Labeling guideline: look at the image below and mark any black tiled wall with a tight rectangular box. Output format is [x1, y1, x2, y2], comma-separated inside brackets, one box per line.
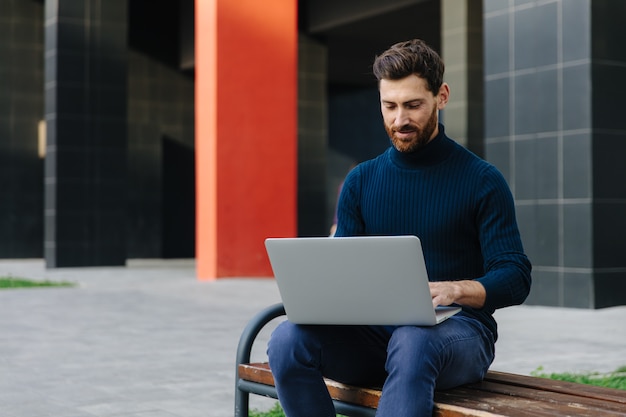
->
[126, 49, 195, 258]
[0, 0, 44, 257]
[298, 35, 329, 236]
[44, 0, 128, 267]
[3, 0, 196, 264]
[484, 0, 626, 308]
[126, 0, 195, 258]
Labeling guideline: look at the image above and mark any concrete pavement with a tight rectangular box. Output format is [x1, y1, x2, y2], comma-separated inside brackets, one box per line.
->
[1, 259, 624, 417]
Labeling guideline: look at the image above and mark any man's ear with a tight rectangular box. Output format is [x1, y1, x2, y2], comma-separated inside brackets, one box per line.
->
[437, 83, 450, 109]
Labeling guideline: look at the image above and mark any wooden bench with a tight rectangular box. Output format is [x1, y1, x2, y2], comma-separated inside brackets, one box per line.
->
[235, 303, 626, 417]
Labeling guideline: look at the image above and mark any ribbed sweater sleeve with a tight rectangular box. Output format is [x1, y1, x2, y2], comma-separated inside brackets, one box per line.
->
[473, 164, 532, 312]
[335, 126, 531, 338]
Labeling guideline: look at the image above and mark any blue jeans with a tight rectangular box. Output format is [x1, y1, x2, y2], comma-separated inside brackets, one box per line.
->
[267, 316, 495, 417]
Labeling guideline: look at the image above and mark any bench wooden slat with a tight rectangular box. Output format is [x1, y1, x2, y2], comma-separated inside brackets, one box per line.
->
[238, 363, 382, 409]
[238, 363, 275, 386]
[465, 379, 626, 415]
[238, 363, 626, 417]
[325, 379, 382, 409]
[483, 370, 626, 405]
[437, 385, 626, 417]
[434, 389, 554, 417]
[433, 404, 509, 417]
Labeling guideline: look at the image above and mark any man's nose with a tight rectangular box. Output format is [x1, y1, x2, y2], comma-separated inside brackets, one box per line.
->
[395, 108, 410, 127]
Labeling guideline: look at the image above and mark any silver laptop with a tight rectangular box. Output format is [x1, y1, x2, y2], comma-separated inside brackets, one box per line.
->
[264, 235, 461, 326]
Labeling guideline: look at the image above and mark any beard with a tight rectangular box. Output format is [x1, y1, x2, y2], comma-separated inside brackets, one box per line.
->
[385, 103, 438, 153]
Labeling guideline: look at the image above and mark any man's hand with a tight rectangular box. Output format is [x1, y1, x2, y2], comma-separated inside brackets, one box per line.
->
[429, 280, 486, 309]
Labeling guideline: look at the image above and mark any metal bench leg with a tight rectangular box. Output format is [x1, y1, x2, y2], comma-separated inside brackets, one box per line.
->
[234, 303, 286, 417]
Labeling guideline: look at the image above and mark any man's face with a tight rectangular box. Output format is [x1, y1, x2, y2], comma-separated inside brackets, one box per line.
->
[379, 75, 449, 153]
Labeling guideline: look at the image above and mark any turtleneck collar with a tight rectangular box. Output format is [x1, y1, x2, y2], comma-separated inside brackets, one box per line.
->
[388, 123, 455, 169]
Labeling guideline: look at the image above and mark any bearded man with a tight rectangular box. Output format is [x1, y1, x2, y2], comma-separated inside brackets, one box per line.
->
[267, 39, 532, 417]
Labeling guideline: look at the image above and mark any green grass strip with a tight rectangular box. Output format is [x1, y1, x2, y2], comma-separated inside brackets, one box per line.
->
[532, 366, 626, 390]
[0, 276, 75, 289]
[249, 403, 286, 417]
[250, 403, 345, 417]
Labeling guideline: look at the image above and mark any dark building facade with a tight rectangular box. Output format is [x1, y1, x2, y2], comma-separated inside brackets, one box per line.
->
[483, 0, 626, 308]
[1, 0, 625, 307]
[0, 0, 44, 258]
[1, 0, 195, 264]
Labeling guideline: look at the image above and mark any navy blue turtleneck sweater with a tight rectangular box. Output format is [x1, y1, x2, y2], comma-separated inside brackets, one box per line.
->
[335, 125, 532, 339]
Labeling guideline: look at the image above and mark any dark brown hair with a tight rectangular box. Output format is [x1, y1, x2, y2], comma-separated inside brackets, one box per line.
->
[373, 39, 444, 94]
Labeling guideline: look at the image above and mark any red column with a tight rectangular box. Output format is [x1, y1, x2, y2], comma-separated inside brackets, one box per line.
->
[195, 0, 298, 279]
